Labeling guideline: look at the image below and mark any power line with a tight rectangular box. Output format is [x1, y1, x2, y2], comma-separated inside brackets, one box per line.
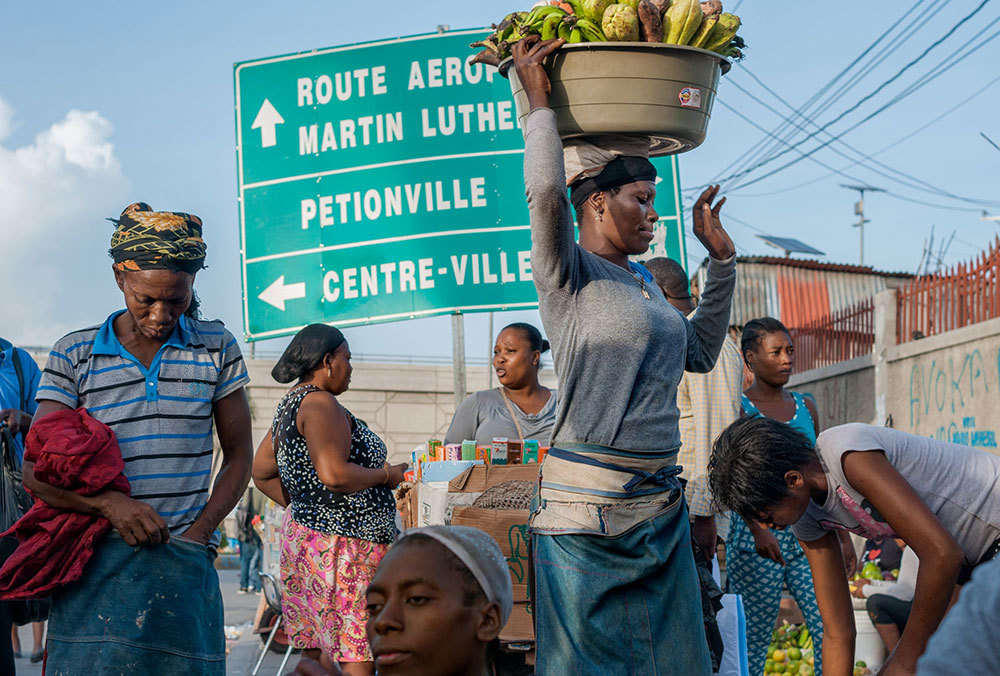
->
[705, 96, 994, 213]
[729, 15, 1000, 192]
[982, 132, 1000, 153]
[720, 74, 1000, 206]
[705, 0, 932, 187]
[721, 0, 945, 186]
[706, 0, 994, 189]
[734, 72, 1000, 197]
[723, 213, 768, 235]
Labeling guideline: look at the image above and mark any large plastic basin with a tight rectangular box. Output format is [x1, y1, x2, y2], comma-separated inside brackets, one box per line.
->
[501, 42, 730, 156]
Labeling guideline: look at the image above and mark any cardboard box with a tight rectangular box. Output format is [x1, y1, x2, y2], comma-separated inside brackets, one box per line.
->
[448, 464, 541, 494]
[451, 507, 533, 592]
[501, 602, 534, 642]
[422, 460, 481, 483]
[451, 505, 535, 642]
[396, 483, 419, 530]
[417, 482, 481, 527]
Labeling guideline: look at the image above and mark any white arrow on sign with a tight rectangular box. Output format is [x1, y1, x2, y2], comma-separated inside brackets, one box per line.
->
[251, 99, 284, 148]
[258, 275, 305, 311]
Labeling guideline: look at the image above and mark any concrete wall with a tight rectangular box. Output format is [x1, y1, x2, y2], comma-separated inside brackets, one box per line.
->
[786, 291, 1000, 455]
[788, 355, 876, 430]
[884, 317, 1000, 449]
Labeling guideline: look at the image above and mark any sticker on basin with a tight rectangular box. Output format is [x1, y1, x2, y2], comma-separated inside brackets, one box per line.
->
[678, 87, 702, 108]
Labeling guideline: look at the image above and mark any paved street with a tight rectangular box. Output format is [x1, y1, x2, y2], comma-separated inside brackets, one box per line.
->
[11, 563, 300, 676]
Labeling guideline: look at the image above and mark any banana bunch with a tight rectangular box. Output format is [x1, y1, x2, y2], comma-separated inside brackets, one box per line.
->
[471, 1, 608, 66]
[603, 0, 745, 57]
[471, 0, 743, 66]
[658, 0, 744, 58]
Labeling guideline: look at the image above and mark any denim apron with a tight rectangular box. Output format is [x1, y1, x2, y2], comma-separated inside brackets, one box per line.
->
[45, 533, 225, 676]
[531, 443, 712, 676]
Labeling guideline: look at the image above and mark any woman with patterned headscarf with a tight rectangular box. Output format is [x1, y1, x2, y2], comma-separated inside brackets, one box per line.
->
[25, 202, 254, 675]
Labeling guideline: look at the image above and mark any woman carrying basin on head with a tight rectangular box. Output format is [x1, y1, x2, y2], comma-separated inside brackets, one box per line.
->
[512, 35, 737, 675]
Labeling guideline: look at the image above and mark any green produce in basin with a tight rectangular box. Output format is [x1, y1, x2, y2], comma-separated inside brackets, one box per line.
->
[602, 3, 640, 41]
[664, 0, 702, 44]
[617, 0, 641, 8]
[703, 12, 741, 52]
[689, 12, 719, 47]
[580, 0, 614, 22]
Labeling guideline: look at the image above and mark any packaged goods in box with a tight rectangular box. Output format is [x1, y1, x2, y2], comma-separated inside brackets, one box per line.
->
[491, 437, 509, 465]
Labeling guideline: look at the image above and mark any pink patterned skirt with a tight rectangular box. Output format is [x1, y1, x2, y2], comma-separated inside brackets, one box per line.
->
[279, 511, 389, 662]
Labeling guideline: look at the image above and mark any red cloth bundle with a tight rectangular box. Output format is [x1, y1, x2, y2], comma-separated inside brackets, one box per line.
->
[0, 408, 129, 599]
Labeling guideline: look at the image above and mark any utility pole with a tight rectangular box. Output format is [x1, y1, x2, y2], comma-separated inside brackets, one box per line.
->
[840, 184, 885, 265]
[487, 312, 494, 389]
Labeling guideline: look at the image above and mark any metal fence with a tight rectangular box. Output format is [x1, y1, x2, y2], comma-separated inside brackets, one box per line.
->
[789, 298, 875, 372]
[897, 238, 1000, 344]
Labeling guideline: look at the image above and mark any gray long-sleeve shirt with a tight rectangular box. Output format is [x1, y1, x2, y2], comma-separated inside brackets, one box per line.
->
[524, 108, 736, 453]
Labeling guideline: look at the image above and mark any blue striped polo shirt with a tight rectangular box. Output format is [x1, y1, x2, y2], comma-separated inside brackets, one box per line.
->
[36, 310, 250, 534]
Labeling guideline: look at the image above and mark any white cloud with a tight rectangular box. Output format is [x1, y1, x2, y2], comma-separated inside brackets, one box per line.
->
[0, 96, 129, 347]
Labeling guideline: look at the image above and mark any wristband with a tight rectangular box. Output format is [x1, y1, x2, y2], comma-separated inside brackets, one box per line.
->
[382, 467, 390, 485]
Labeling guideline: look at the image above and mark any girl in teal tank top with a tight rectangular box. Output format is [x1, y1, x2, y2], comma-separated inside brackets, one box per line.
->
[742, 391, 817, 444]
[728, 318, 826, 676]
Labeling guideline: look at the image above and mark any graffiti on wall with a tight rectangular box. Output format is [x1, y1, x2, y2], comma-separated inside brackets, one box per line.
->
[908, 347, 1000, 447]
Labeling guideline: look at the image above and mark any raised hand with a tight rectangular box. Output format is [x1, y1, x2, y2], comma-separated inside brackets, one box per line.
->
[512, 35, 565, 112]
[692, 185, 736, 260]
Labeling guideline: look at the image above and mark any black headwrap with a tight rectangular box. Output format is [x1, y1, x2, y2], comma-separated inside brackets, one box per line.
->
[569, 156, 658, 210]
[109, 202, 207, 274]
[272, 324, 347, 383]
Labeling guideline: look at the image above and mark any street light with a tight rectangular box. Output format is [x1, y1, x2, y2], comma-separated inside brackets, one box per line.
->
[840, 184, 885, 265]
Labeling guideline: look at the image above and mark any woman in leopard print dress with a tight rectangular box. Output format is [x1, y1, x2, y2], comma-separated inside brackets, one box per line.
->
[252, 324, 408, 676]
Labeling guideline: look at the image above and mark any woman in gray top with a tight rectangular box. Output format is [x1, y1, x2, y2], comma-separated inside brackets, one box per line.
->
[513, 37, 737, 676]
[445, 322, 556, 446]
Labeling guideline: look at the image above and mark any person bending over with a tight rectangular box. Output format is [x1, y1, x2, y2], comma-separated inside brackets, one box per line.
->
[709, 417, 1000, 676]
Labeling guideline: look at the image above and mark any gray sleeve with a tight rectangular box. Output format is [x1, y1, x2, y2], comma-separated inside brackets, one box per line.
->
[917, 556, 1000, 675]
[685, 257, 737, 373]
[445, 392, 482, 445]
[791, 503, 830, 543]
[524, 108, 579, 293]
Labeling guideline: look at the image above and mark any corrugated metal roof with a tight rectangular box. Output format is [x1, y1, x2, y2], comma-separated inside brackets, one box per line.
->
[693, 257, 914, 328]
[732, 256, 914, 278]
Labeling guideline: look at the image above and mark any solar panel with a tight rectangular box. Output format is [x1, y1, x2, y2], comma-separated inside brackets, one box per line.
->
[755, 234, 825, 256]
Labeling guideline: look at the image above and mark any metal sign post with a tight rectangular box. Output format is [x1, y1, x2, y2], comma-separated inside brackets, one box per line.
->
[451, 313, 467, 407]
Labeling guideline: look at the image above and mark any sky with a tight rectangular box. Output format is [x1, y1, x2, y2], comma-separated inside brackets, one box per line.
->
[2, 0, 998, 364]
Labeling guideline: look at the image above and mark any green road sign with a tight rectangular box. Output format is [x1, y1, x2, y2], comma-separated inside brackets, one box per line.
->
[235, 29, 686, 341]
